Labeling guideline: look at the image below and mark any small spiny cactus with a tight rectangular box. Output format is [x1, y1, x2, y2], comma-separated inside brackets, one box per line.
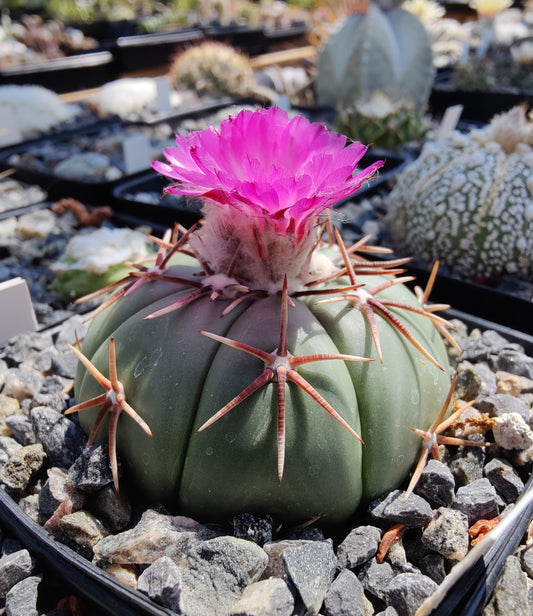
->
[70, 107, 454, 526]
[387, 105, 533, 283]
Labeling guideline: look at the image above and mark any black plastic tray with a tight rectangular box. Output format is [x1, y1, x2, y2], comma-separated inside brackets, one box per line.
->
[0, 51, 118, 94]
[113, 27, 204, 72]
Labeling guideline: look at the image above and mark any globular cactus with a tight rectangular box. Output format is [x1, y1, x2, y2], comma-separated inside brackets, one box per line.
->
[334, 91, 429, 150]
[315, 3, 435, 116]
[70, 107, 452, 526]
[170, 41, 257, 98]
[387, 105, 533, 283]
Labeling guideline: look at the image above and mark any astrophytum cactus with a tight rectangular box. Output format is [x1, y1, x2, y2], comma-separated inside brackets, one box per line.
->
[71, 107, 451, 525]
[387, 105, 533, 283]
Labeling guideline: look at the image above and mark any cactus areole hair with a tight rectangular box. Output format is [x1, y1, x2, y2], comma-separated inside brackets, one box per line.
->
[73, 107, 452, 525]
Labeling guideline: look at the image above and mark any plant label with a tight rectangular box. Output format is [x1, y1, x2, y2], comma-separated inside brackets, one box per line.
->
[122, 133, 152, 175]
[0, 105, 22, 147]
[156, 78, 173, 113]
[0, 278, 38, 347]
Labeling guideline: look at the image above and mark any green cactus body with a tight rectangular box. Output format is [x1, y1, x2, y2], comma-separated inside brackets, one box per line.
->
[315, 5, 434, 115]
[75, 250, 449, 525]
[71, 107, 453, 526]
[387, 106, 533, 282]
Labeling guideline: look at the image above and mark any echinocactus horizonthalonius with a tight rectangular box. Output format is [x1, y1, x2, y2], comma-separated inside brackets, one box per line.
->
[69, 107, 453, 526]
[387, 105, 533, 284]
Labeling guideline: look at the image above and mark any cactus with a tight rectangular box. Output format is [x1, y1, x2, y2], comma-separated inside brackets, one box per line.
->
[387, 105, 533, 283]
[334, 91, 429, 150]
[170, 41, 257, 98]
[315, 3, 435, 115]
[70, 107, 452, 526]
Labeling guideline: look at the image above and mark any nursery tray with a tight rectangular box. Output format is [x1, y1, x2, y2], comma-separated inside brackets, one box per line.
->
[113, 28, 204, 72]
[429, 81, 533, 123]
[201, 24, 267, 55]
[0, 101, 262, 205]
[0, 51, 118, 94]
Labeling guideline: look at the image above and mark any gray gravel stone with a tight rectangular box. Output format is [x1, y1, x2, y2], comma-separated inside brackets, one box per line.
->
[0, 549, 34, 598]
[5, 574, 41, 616]
[414, 459, 455, 508]
[417, 552, 446, 584]
[58, 510, 109, 559]
[30, 405, 86, 468]
[262, 540, 314, 579]
[483, 458, 525, 503]
[359, 559, 396, 602]
[483, 554, 529, 616]
[0, 443, 46, 494]
[233, 513, 273, 547]
[449, 446, 485, 487]
[421, 507, 469, 561]
[520, 544, 533, 577]
[180, 536, 268, 616]
[452, 478, 500, 526]
[323, 568, 365, 616]
[385, 572, 438, 616]
[336, 525, 382, 569]
[476, 394, 530, 422]
[2, 332, 53, 365]
[137, 555, 182, 612]
[67, 445, 115, 492]
[3, 367, 43, 402]
[282, 540, 336, 614]
[5, 414, 36, 446]
[229, 577, 294, 616]
[86, 484, 131, 533]
[370, 490, 434, 527]
[490, 349, 533, 380]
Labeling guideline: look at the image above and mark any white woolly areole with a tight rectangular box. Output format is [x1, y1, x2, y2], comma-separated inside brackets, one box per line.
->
[52, 227, 149, 275]
[0, 85, 81, 138]
[189, 202, 333, 294]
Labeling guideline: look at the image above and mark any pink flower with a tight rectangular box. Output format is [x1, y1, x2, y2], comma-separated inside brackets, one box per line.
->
[153, 107, 382, 241]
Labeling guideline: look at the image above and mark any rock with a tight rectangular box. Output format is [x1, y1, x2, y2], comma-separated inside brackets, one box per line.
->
[282, 540, 337, 614]
[2, 332, 53, 366]
[86, 484, 131, 533]
[0, 549, 34, 599]
[137, 556, 182, 612]
[369, 490, 434, 527]
[414, 460, 455, 508]
[0, 436, 22, 467]
[67, 445, 115, 492]
[476, 394, 530, 422]
[456, 361, 497, 400]
[323, 568, 365, 616]
[0, 443, 46, 495]
[180, 536, 268, 616]
[0, 395, 20, 422]
[3, 368, 43, 402]
[336, 525, 382, 569]
[5, 574, 41, 616]
[483, 458, 525, 503]
[490, 349, 533, 380]
[55, 315, 89, 347]
[38, 466, 84, 526]
[417, 553, 446, 584]
[384, 572, 437, 616]
[261, 540, 315, 579]
[229, 577, 294, 616]
[421, 508, 469, 561]
[58, 510, 109, 559]
[359, 559, 396, 602]
[449, 445, 485, 487]
[492, 413, 533, 450]
[93, 509, 215, 566]
[30, 406, 86, 468]
[233, 513, 273, 547]
[483, 554, 529, 616]
[5, 414, 36, 446]
[521, 545, 533, 578]
[452, 478, 499, 526]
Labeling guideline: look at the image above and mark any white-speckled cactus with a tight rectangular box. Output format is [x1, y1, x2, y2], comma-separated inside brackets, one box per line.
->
[387, 105, 533, 282]
[68, 108, 453, 526]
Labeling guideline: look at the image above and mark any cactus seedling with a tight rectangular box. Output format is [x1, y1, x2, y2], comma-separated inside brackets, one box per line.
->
[71, 107, 452, 525]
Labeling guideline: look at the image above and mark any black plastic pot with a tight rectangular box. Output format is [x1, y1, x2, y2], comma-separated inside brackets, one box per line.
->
[113, 28, 204, 72]
[0, 51, 118, 94]
[201, 24, 267, 55]
[429, 81, 533, 123]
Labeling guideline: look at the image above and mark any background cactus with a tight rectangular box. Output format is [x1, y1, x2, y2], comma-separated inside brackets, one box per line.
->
[72, 108, 451, 526]
[387, 105, 533, 283]
[315, 3, 435, 114]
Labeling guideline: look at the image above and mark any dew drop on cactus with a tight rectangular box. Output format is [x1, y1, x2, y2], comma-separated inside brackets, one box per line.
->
[72, 107, 452, 526]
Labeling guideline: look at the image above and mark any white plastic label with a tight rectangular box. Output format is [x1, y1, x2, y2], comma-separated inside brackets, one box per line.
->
[122, 133, 152, 175]
[0, 278, 38, 347]
[436, 105, 464, 142]
[0, 105, 22, 147]
[156, 78, 173, 113]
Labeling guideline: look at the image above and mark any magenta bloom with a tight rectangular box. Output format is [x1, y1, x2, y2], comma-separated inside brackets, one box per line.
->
[153, 107, 382, 241]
